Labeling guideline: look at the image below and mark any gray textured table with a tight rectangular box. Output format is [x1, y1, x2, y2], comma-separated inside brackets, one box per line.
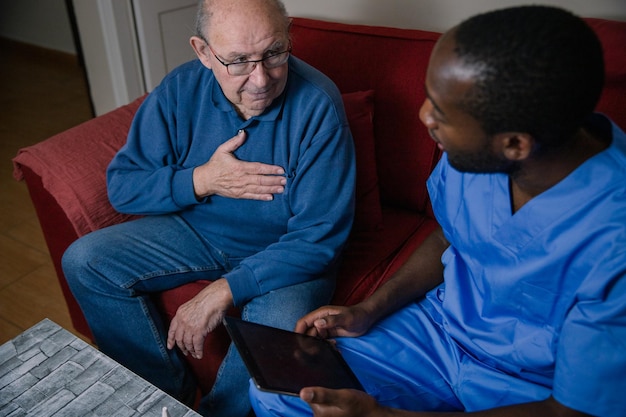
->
[0, 319, 201, 417]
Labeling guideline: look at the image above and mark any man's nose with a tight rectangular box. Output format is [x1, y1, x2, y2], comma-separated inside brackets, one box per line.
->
[248, 62, 271, 85]
[419, 99, 435, 129]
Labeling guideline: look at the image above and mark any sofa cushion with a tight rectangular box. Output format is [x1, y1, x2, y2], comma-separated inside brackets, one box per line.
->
[342, 90, 382, 231]
[586, 18, 626, 128]
[334, 207, 438, 305]
[290, 18, 441, 213]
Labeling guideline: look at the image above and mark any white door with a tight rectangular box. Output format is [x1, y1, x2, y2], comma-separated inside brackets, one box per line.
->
[132, 0, 197, 92]
[72, 0, 197, 115]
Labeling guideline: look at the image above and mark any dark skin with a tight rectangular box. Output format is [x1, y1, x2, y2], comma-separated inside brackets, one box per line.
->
[293, 27, 609, 417]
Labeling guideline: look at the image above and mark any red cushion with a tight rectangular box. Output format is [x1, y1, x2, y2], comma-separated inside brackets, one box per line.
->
[290, 18, 441, 213]
[586, 18, 626, 129]
[342, 90, 382, 231]
[333, 207, 438, 305]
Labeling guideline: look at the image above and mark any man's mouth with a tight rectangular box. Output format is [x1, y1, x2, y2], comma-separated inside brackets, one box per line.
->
[247, 88, 273, 98]
[428, 129, 444, 151]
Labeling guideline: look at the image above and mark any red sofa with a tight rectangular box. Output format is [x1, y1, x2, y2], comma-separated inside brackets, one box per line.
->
[13, 17, 626, 399]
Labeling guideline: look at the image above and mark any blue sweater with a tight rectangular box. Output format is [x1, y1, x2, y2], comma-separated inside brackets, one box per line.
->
[107, 57, 356, 306]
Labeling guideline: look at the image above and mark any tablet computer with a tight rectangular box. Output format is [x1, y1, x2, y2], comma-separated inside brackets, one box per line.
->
[223, 316, 364, 396]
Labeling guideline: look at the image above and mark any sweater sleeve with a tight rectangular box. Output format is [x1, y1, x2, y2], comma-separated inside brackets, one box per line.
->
[107, 90, 201, 214]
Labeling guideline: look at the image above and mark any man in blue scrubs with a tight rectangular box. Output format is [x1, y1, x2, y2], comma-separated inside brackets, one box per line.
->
[250, 5, 626, 417]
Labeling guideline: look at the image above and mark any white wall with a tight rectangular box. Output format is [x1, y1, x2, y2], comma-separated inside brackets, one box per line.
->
[282, 0, 625, 32]
[76, 0, 626, 116]
[0, 0, 76, 54]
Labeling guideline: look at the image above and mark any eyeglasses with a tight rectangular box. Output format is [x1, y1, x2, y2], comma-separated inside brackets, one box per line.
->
[207, 43, 291, 76]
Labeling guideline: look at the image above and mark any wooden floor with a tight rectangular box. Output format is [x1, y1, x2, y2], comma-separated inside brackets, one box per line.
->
[0, 38, 94, 344]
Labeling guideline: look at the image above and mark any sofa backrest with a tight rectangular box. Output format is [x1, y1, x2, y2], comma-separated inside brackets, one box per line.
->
[291, 17, 626, 215]
[290, 18, 442, 214]
[585, 18, 626, 129]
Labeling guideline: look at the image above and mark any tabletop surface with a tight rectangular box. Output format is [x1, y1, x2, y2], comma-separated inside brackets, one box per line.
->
[0, 318, 200, 417]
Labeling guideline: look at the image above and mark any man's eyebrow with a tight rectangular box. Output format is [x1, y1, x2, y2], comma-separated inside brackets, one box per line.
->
[225, 40, 287, 60]
[424, 86, 445, 116]
[264, 40, 288, 53]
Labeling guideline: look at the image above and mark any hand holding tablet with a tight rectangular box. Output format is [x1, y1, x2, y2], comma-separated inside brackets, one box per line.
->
[223, 316, 364, 396]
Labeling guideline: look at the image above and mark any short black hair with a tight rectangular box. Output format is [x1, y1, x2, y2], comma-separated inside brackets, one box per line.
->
[454, 6, 604, 151]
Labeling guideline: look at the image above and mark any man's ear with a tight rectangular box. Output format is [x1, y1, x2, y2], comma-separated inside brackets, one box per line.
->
[190, 36, 212, 69]
[494, 132, 535, 161]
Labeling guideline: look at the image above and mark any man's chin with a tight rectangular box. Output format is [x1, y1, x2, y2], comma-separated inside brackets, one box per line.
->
[448, 158, 519, 175]
[243, 98, 275, 114]
[448, 153, 519, 174]
[237, 101, 271, 118]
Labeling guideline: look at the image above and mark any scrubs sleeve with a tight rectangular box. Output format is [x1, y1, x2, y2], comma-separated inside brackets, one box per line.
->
[552, 255, 626, 416]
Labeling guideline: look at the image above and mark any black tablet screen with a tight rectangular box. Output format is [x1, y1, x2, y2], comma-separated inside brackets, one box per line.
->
[223, 316, 364, 396]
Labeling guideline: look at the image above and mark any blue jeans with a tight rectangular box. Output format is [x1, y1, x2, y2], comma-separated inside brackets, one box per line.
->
[62, 215, 336, 417]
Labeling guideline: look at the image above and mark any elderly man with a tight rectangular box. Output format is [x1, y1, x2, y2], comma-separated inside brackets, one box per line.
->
[62, 0, 355, 416]
[250, 5, 626, 417]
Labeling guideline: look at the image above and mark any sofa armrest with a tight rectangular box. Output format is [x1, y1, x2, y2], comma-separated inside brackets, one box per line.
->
[12, 96, 145, 237]
[19, 165, 91, 338]
[12, 96, 146, 339]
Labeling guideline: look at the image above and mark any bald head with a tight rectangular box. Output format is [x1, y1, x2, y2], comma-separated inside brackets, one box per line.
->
[195, 0, 290, 43]
[188, 0, 292, 119]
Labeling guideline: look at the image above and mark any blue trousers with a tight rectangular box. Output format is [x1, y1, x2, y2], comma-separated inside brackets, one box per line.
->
[62, 215, 335, 417]
[250, 298, 552, 416]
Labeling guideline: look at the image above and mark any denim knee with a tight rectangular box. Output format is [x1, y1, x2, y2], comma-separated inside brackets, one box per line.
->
[61, 230, 120, 292]
[62, 235, 93, 285]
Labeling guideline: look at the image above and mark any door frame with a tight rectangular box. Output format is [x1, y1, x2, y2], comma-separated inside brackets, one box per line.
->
[72, 0, 144, 115]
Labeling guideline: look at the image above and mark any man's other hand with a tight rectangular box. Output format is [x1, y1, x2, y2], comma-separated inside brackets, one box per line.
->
[301, 387, 383, 417]
[166, 278, 233, 359]
[295, 305, 373, 339]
